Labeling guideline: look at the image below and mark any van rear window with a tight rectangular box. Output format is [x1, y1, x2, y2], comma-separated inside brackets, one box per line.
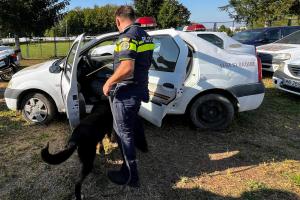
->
[276, 30, 300, 44]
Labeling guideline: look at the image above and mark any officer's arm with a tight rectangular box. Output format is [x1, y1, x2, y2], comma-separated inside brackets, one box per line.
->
[106, 60, 135, 86]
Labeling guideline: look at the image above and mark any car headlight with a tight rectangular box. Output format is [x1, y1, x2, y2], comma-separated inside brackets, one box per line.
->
[272, 53, 291, 61]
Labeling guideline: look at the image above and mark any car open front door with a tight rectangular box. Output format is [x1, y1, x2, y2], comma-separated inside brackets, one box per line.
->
[139, 30, 189, 127]
[61, 34, 84, 129]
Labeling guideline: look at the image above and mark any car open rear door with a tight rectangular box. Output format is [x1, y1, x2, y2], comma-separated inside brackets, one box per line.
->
[139, 29, 189, 127]
[61, 34, 84, 129]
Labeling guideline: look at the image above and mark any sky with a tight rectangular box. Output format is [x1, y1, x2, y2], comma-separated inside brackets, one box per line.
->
[68, 0, 232, 25]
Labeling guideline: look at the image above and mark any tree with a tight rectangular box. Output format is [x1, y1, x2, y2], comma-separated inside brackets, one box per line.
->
[157, 0, 190, 28]
[133, 0, 164, 19]
[46, 5, 118, 37]
[220, 0, 294, 27]
[0, 0, 69, 58]
[218, 25, 233, 36]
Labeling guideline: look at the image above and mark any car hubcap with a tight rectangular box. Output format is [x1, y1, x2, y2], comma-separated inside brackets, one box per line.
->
[24, 98, 48, 122]
[197, 100, 225, 123]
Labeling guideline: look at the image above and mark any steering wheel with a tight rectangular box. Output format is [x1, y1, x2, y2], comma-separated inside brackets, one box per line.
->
[83, 55, 94, 70]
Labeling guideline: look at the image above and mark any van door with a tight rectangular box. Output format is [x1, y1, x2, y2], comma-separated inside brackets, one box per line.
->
[61, 34, 84, 129]
[139, 30, 189, 127]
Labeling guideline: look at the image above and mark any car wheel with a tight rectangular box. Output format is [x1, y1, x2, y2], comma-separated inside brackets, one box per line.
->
[21, 93, 56, 124]
[189, 94, 234, 130]
[0, 71, 13, 81]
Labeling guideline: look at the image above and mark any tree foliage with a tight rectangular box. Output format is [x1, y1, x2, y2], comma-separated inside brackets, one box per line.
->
[157, 0, 190, 28]
[220, 0, 295, 27]
[46, 5, 118, 37]
[133, 0, 164, 19]
[0, 0, 69, 37]
[218, 25, 233, 36]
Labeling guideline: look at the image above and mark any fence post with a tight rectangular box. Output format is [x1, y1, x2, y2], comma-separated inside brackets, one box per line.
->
[54, 29, 57, 58]
[26, 37, 29, 58]
[39, 38, 43, 58]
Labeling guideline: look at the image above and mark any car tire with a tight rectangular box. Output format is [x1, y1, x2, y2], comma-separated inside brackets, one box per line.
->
[189, 94, 234, 130]
[20, 93, 56, 125]
[0, 72, 13, 81]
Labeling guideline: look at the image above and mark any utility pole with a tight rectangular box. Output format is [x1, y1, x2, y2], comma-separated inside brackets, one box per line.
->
[66, 20, 68, 37]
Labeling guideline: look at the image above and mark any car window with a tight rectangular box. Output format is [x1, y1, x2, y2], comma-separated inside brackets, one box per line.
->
[88, 39, 117, 56]
[276, 30, 300, 44]
[265, 29, 281, 42]
[151, 35, 179, 72]
[282, 27, 300, 37]
[197, 34, 224, 49]
[232, 30, 264, 42]
[65, 42, 79, 79]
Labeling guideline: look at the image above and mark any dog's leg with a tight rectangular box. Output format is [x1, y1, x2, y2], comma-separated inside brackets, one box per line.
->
[75, 162, 93, 200]
[75, 147, 96, 200]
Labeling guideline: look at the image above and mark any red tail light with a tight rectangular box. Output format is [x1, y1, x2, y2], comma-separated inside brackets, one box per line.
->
[11, 53, 17, 59]
[257, 57, 262, 81]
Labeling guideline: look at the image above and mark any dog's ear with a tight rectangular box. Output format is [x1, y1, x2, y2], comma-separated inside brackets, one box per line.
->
[45, 142, 49, 150]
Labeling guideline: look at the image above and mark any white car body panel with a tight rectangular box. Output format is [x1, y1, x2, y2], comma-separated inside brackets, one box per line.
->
[189, 32, 256, 55]
[5, 29, 264, 128]
[257, 43, 300, 72]
[62, 34, 85, 129]
[273, 58, 300, 95]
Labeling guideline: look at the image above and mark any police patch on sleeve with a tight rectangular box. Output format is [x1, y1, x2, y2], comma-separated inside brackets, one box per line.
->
[120, 41, 130, 51]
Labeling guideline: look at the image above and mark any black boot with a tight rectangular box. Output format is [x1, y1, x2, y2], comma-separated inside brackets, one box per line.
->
[107, 161, 140, 187]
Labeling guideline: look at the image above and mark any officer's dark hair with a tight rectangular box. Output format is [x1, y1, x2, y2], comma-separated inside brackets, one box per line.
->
[115, 5, 136, 21]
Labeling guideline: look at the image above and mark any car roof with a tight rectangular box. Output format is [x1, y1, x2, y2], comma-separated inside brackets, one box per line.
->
[243, 26, 300, 32]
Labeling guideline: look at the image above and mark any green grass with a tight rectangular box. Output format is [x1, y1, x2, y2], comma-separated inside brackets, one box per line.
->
[19, 40, 115, 59]
[20, 42, 72, 59]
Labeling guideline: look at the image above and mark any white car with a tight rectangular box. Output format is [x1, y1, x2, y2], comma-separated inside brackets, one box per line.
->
[273, 58, 300, 95]
[257, 30, 300, 72]
[5, 29, 265, 130]
[189, 32, 256, 55]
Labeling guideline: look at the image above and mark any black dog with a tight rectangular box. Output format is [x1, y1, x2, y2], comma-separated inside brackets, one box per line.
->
[41, 104, 148, 200]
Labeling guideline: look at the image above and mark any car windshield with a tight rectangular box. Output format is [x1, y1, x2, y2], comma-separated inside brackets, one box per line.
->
[0, 46, 9, 51]
[232, 30, 264, 42]
[275, 30, 300, 44]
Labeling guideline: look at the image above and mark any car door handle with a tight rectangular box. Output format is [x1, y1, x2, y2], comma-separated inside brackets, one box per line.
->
[163, 83, 174, 89]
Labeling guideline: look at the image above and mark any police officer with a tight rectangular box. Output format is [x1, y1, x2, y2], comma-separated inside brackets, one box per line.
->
[103, 6, 154, 187]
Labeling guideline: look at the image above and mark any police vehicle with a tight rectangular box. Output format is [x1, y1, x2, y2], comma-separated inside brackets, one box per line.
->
[257, 30, 300, 72]
[5, 29, 265, 130]
[273, 58, 300, 96]
[189, 31, 256, 55]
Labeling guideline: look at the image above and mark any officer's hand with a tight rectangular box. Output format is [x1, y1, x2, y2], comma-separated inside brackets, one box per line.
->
[103, 81, 112, 96]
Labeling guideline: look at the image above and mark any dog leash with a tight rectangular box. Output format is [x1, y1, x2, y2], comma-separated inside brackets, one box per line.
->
[108, 89, 132, 187]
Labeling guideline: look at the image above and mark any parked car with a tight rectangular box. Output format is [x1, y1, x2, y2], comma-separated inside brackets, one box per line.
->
[273, 58, 300, 95]
[5, 29, 265, 130]
[233, 26, 300, 46]
[257, 30, 300, 72]
[189, 31, 256, 55]
[0, 46, 20, 81]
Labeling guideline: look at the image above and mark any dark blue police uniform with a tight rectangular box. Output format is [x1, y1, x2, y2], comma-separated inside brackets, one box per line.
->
[111, 23, 154, 185]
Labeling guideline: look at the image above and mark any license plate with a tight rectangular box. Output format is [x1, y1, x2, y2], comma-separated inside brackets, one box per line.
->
[283, 78, 300, 89]
[0, 61, 5, 67]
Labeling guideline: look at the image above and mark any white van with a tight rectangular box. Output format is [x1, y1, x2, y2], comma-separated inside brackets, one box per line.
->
[5, 30, 265, 130]
[257, 30, 300, 72]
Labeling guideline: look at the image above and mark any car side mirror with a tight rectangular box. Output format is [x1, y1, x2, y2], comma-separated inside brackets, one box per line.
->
[49, 64, 63, 73]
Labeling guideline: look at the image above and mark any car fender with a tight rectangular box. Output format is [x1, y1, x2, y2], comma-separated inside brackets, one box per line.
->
[15, 80, 64, 112]
[168, 81, 238, 115]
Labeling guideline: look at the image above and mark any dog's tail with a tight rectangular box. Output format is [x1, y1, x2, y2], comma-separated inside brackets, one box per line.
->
[41, 142, 77, 165]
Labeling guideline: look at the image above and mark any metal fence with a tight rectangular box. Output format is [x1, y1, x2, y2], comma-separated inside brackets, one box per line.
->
[1, 36, 95, 59]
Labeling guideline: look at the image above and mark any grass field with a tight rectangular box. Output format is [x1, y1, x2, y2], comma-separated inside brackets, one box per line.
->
[0, 61, 299, 200]
[20, 42, 72, 59]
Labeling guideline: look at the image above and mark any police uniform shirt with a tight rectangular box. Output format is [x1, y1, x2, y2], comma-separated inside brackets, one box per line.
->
[113, 24, 154, 101]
